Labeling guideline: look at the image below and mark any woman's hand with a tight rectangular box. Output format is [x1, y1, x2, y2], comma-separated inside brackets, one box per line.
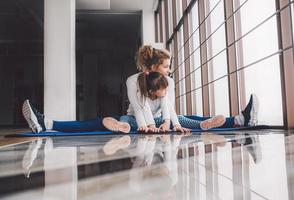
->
[159, 120, 171, 132]
[147, 124, 161, 133]
[173, 124, 191, 133]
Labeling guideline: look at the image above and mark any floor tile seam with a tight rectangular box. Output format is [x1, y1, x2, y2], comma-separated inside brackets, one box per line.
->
[179, 159, 270, 200]
[180, 169, 269, 200]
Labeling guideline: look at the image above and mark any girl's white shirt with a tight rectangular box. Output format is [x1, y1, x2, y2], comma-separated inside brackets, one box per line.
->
[126, 73, 180, 127]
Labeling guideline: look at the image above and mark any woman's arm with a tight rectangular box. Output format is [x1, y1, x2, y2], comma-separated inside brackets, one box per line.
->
[159, 96, 171, 132]
[167, 100, 180, 126]
[160, 96, 170, 121]
[126, 75, 148, 128]
[166, 76, 190, 133]
[126, 74, 156, 130]
[167, 76, 175, 107]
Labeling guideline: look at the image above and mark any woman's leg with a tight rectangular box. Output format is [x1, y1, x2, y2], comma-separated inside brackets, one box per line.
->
[234, 94, 259, 126]
[183, 115, 210, 121]
[22, 100, 46, 133]
[52, 117, 113, 132]
[22, 99, 114, 133]
[184, 94, 259, 128]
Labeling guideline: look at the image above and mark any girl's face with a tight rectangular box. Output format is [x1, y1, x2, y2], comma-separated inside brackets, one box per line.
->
[151, 88, 167, 98]
[152, 59, 171, 76]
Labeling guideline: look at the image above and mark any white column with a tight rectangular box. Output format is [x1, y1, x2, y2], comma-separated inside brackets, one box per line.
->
[44, 0, 76, 120]
[142, 10, 155, 44]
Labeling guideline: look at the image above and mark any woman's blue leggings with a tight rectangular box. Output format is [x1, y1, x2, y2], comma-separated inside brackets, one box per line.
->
[52, 115, 235, 132]
[52, 116, 119, 132]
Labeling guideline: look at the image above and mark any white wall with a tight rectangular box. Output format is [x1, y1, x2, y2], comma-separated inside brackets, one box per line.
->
[44, 0, 76, 120]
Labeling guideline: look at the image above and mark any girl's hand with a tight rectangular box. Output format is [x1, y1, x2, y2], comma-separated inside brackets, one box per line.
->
[173, 124, 191, 133]
[137, 126, 149, 133]
[147, 124, 161, 133]
[159, 120, 171, 132]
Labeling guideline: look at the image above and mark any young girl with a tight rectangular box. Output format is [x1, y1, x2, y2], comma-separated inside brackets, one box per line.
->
[103, 71, 226, 133]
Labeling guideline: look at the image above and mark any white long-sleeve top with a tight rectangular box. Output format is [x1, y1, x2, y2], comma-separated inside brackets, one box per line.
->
[126, 73, 180, 127]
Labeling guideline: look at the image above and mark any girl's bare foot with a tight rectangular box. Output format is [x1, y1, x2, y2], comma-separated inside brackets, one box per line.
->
[102, 117, 131, 133]
[200, 115, 226, 130]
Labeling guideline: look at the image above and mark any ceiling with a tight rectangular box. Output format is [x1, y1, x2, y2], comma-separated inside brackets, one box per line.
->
[76, 0, 157, 11]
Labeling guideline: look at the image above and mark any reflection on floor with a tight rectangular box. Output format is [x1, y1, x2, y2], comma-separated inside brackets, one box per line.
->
[0, 129, 293, 200]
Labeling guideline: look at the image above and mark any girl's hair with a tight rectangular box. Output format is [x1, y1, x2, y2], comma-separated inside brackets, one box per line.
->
[136, 45, 170, 71]
[138, 72, 168, 102]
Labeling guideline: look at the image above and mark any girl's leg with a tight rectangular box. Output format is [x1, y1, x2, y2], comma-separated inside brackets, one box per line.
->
[178, 115, 226, 130]
[119, 115, 138, 131]
[199, 115, 226, 130]
[103, 117, 131, 133]
[119, 116, 164, 131]
[184, 115, 235, 128]
[178, 115, 201, 129]
[154, 117, 164, 128]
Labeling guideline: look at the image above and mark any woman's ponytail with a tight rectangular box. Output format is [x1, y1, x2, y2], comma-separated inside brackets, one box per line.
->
[136, 45, 154, 71]
[136, 45, 170, 72]
[138, 72, 148, 104]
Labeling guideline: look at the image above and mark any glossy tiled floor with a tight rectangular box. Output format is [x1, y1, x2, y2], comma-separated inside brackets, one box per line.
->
[0, 129, 293, 200]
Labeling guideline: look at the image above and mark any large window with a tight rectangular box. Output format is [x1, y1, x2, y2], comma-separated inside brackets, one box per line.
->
[177, 26, 187, 115]
[161, 0, 166, 43]
[167, 0, 173, 39]
[234, 0, 283, 125]
[176, 0, 183, 24]
[189, 2, 203, 116]
[205, 0, 230, 116]
[160, 0, 293, 126]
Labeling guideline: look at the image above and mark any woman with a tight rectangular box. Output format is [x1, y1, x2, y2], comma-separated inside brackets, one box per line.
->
[106, 45, 259, 133]
[22, 45, 258, 134]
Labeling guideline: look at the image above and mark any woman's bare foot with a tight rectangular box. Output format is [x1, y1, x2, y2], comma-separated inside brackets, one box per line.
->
[200, 115, 226, 130]
[102, 117, 131, 133]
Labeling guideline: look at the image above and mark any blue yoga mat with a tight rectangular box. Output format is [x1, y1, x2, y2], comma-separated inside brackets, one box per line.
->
[8, 125, 272, 137]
